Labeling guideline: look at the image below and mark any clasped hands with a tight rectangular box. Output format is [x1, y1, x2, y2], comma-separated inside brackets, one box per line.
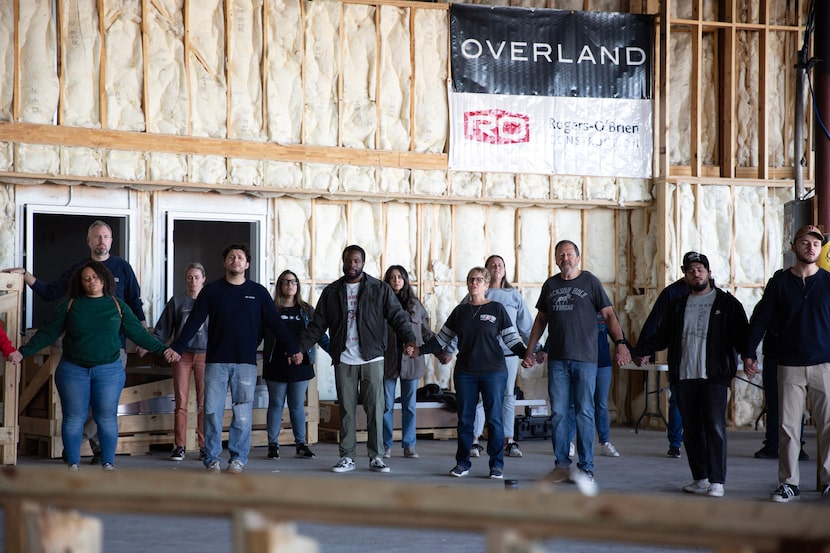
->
[403, 343, 420, 358]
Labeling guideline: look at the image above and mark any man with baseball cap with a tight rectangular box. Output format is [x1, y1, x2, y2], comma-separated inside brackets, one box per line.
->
[633, 252, 749, 498]
[744, 224, 830, 502]
[634, 251, 715, 458]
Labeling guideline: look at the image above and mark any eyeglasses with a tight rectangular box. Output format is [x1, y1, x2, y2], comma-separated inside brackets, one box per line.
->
[467, 276, 486, 284]
[280, 279, 299, 286]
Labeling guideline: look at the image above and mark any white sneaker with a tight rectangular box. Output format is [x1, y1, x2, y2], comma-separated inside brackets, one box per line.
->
[331, 456, 355, 473]
[470, 443, 483, 458]
[599, 442, 620, 457]
[383, 447, 391, 459]
[707, 483, 724, 498]
[570, 468, 598, 497]
[682, 479, 710, 494]
[226, 459, 243, 474]
[568, 442, 576, 457]
[370, 456, 391, 473]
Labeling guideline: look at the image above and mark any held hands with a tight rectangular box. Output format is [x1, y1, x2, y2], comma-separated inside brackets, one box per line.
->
[522, 352, 536, 368]
[743, 358, 758, 379]
[404, 343, 419, 358]
[632, 356, 649, 367]
[162, 348, 181, 364]
[614, 343, 631, 367]
[6, 351, 22, 364]
[436, 351, 452, 364]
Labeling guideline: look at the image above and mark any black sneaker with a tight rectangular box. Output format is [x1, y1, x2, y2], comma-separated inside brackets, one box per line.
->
[666, 447, 681, 458]
[770, 483, 800, 503]
[89, 439, 102, 465]
[295, 444, 316, 459]
[754, 445, 778, 459]
[199, 447, 207, 460]
[267, 444, 280, 459]
[170, 446, 186, 461]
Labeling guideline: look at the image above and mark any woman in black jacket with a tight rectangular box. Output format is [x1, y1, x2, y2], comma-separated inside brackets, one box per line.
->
[263, 270, 329, 460]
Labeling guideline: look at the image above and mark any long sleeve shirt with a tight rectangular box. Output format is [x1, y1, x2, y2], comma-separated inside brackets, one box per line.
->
[171, 278, 300, 364]
[19, 295, 166, 367]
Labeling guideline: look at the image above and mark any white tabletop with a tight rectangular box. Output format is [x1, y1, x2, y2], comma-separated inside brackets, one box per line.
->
[619, 363, 668, 372]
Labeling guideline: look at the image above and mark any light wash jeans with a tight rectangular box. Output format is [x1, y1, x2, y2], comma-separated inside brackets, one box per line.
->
[266, 379, 309, 446]
[383, 377, 419, 450]
[55, 359, 125, 466]
[549, 359, 598, 472]
[473, 356, 520, 440]
[203, 363, 257, 466]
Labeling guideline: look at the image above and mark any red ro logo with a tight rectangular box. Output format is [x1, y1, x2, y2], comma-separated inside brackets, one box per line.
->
[464, 110, 530, 144]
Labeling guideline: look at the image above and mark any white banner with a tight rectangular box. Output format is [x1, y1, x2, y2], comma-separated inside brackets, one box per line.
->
[449, 90, 652, 178]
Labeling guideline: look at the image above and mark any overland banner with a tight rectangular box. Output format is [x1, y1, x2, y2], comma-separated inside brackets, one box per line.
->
[448, 5, 654, 179]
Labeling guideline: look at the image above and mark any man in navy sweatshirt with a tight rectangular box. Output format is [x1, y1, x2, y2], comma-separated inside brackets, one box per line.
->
[744, 225, 830, 503]
[172, 244, 302, 474]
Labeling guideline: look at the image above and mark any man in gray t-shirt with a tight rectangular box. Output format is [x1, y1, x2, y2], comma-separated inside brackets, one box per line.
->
[524, 240, 630, 486]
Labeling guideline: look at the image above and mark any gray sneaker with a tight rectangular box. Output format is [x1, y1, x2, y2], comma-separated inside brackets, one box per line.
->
[227, 459, 244, 474]
[206, 459, 221, 473]
[403, 447, 419, 459]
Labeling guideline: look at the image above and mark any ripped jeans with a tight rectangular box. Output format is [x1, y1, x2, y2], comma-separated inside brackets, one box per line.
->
[203, 363, 257, 466]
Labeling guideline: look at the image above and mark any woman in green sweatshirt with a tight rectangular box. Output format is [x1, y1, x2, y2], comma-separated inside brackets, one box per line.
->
[19, 260, 180, 471]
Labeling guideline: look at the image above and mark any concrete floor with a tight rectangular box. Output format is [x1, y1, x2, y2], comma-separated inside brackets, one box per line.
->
[2, 423, 826, 553]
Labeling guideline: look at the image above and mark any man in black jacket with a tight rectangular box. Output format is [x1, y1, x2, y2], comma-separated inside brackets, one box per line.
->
[632, 252, 749, 499]
[299, 245, 417, 474]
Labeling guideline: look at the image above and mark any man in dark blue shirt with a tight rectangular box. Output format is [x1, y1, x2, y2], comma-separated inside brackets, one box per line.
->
[172, 244, 302, 474]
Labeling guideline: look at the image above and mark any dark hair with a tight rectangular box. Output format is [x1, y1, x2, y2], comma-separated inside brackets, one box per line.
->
[383, 265, 415, 311]
[485, 254, 514, 290]
[222, 243, 251, 263]
[274, 270, 313, 317]
[555, 240, 580, 257]
[68, 260, 115, 299]
[342, 244, 366, 262]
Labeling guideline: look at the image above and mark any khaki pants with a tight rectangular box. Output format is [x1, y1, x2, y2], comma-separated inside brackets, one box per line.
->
[335, 359, 385, 460]
[778, 363, 830, 487]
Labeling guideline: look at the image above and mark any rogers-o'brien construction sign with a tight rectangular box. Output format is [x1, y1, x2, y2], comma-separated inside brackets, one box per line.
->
[448, 5, 654, 179]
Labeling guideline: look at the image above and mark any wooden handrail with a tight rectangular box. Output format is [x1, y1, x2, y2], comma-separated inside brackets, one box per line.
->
[1, 467, 829, 553]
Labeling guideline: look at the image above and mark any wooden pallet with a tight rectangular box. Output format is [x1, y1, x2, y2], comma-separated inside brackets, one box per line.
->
[318, 427, 456, 444]
[0, 273, 24, 465]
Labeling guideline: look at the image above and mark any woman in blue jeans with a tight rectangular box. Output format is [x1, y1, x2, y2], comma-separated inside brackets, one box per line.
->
[19, 261, 178, 471]
[263, 270, 329, 460]
[382, 265, 447, 459]
[418, 267, 527, 479]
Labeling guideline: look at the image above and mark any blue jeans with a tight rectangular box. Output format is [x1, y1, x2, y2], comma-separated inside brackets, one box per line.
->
[55, 359, 125, 466]
[473, 356, 520, 440]
[567, 364, 613, 444]
[383, 377, 419, 450]
[266, 379, 309, 446]
[203, 363, 256, 466]
[454, 370, 506, 470]
[550, 359, 597, 472]
[667, 384, 683, 449]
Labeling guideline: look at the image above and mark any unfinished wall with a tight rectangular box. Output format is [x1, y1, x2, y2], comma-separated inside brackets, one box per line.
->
[0, 0, 810, 427]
